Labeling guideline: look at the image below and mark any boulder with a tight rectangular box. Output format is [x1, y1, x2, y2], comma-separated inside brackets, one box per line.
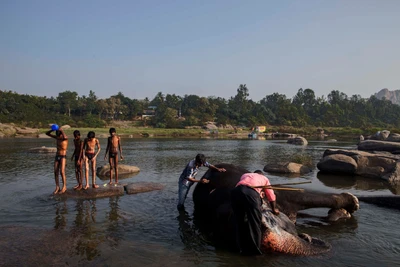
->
[370, 130, 390, 140]
[96, 164, 140, 179]
[124, 182, 165, 194]
[287, 136, 308, 146]
[264, 162, 311, 174]
[0, 123, 17, 137]
[387, 133, 400, 142]
[14, 127, 39, 135]
[318, 149, 400, 186]
[317, 154, 357, 174]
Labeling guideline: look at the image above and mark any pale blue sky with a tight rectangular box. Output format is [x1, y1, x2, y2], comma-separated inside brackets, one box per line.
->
[1, 0, 399, 101]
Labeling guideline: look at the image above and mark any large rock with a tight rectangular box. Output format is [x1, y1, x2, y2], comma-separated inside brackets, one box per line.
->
[0, 123, 17, 137]
[358, 140, 400, 152]
[28, 146, 57, 153]
[370, 130, 390, 140]
[96, 164, 140, 180]
[124, 182, 165, 194]
[287, 136, 308, 145]
[318, 149, 400, 186]
[264, 162, 311, 174]
[387, 133, 400, 142]
[317, 154, 357, 174]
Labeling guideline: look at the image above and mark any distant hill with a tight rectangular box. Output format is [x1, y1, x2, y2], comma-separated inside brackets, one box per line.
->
[374, 88, 400, 105]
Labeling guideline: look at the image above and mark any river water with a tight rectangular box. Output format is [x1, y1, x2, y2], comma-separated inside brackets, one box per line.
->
[0, 137, 399, 267]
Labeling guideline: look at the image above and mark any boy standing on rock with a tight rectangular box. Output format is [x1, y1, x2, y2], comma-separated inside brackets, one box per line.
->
[104, 128, 124, 185]
[46, 126, 68, 194]
[83, 131, 101, 189]
[71, 130, 84, 190]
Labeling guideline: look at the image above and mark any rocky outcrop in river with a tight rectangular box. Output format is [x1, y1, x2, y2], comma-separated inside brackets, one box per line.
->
[317, 149, 400, 186]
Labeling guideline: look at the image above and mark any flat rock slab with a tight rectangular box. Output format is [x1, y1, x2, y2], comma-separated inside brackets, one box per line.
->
[54, 185, 124, 199]
[125, 182, 165, 194]
[358, 140, 400, 152]
[51, 182, 165, 199]
[28, 146, 57, 153]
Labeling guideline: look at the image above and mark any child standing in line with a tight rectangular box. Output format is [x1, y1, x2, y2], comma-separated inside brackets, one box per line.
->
[104, 128, 124, 185]
[71, 130, 84, 190]
[83, 131, 101, 189]
[46, 126, 68, 194]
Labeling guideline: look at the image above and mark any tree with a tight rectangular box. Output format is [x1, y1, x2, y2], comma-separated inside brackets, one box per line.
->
[57, 91, 78, 117]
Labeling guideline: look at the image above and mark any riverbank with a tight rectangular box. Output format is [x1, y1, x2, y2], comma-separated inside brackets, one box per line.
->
[0, 122, 391, 140]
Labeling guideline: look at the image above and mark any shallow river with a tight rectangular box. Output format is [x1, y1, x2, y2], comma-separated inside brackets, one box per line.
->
[0, 137, 399, 267]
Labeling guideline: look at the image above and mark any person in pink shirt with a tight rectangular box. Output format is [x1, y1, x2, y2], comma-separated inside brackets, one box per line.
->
[230, 170, 279, 255]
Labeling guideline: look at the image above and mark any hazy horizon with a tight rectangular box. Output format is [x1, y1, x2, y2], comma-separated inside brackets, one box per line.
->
[1, 0, 399, 101]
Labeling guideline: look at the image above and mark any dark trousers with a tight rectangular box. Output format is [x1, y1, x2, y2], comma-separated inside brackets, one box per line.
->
[230, 185, 263, 255]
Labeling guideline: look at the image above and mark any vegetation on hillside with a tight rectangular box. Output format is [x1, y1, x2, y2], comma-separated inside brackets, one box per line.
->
[1, 85, 400, 132]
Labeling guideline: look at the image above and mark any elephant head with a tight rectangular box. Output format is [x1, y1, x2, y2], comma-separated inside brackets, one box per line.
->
[193, 163, 358, 256]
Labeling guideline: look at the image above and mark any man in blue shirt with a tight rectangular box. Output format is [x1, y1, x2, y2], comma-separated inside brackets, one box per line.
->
[177, 154, 226, 211]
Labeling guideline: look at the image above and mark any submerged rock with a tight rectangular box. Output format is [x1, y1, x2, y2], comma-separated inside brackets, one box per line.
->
[125, 182, 165, 194]
[28, 146, 57, 153]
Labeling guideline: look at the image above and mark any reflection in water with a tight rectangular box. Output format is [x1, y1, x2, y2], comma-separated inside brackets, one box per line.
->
[177, 210, 210, 251]
[72, 200, 100, 260]
[106, 196, 124, 248]
[316, 172, 389, 191]
[54, 201, 67, 230]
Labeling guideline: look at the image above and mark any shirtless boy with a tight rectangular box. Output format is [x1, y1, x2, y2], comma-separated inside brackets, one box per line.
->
[104, 128, 124, 185]
[83, 131, 101, 189]
[71, 130, 84, 190]
[46, 127, 68, 194]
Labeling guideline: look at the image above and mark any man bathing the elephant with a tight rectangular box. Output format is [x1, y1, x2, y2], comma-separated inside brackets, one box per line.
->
[231, 170, 279, 255]
[177, 154, 226, 211]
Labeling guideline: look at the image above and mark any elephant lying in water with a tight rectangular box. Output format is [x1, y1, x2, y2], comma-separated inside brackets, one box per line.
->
[192, 163, 359, 256]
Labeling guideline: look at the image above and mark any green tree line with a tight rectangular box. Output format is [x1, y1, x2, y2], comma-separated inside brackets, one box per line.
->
[1, 85, 399, 129]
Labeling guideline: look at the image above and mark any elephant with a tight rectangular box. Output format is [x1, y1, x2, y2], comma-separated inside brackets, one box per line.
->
[192, 163, 359, 256]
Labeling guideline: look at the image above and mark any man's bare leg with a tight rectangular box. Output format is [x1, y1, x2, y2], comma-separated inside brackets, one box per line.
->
[115, 157, 119, 184]
[74, 164, 83, 190]
[92, 161, 99, 188]
[108, 158, 113, 185]
[83, 159, 89, 190]
[59, 159, 67, 194]
[53, 161, 60, 194]
[76, 167, 83, 190]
